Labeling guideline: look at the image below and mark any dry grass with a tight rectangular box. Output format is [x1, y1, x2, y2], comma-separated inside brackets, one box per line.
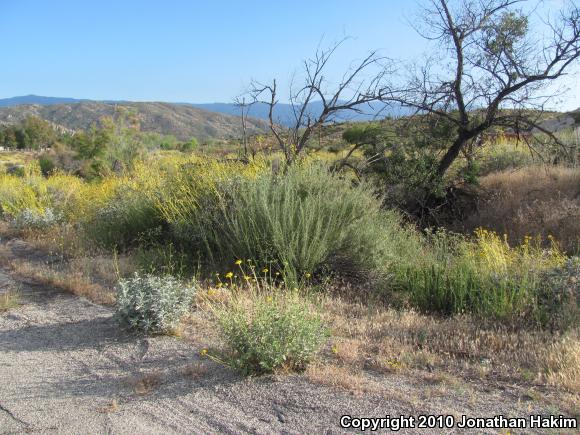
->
[305, 363, 381, 395]
[98, 398, 120, 414]
[460, 166, 580, 253]
[182, 362, 210, 379]
[0, 289, 20, 312]
[0, 224, 135, 306]
[319, 296, 580, 394]
[127, 371, 163, 395]
[9, 260, 115, 305]
[68, 255, 137, 289]
[12, 225, 138, 283]
[5, 223, 85, 259]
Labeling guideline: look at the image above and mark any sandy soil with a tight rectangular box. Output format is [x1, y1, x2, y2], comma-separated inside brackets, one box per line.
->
[0, 238, 570, 434]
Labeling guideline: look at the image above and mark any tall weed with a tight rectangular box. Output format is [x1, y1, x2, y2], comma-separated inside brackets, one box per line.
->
[397, 228, 568, 324]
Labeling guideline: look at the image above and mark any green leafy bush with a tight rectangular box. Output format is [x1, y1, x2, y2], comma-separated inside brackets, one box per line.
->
[38, 156, 56, 176]
[212, 291, 329, 374]
[193, 163, 400, 285]
[115, 273, 196, 334]
[83, 185, 164, 250]
[537, 257, 579, 331]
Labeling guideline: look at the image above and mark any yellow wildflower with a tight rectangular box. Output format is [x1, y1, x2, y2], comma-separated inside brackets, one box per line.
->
[225, 272, 234, 279]
[261, 268, 269, 273]
[235, 259, 242, 265]
[200, 348, 208, 357]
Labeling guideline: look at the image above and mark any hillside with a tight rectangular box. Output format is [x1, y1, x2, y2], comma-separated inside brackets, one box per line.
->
[539, 107, 580, 132]
[0, 96, 576, 141]
[191, 101, 409, 126]
[0, 95, 92, 107]
[0, 101, 269, 141]
[0, 95, 408, 127]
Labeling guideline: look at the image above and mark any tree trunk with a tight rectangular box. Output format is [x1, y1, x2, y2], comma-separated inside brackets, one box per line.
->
[436, 134, 468, 178]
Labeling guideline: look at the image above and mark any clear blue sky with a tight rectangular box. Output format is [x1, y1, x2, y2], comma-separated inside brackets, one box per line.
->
[1, 0, 578, 109]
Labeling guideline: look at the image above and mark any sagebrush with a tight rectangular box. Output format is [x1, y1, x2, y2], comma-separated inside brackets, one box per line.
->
[116, 273, 196, 334]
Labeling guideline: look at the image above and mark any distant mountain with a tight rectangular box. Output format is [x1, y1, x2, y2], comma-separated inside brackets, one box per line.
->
[0, 101, 269, 141]
[0, 96, 407, 128]
[1, 96, 575, 140]
[0, 95, 91, 107]
[191, 101, 408, 126]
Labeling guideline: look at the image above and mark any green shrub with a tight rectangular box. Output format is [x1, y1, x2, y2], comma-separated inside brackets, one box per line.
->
[476, 145, 535, 175]
[401, 261, 541, 319]
[0, 172, 85, 225]
[115, 273, 196, 334]
[38, 156, 56, 176]
[83, 185, 164, 250]
[211, 290, 329, 374]
[193, 163, 399, 285]
[537, 257, 579, 331]
[0, 174, 46, 218]
[134, 242, 191, 277]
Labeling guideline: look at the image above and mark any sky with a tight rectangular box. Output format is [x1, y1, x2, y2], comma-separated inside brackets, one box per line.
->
[0, 0, 578, 110]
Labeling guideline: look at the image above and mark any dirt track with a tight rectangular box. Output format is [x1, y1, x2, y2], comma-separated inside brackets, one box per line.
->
[0, 239, 567, 434]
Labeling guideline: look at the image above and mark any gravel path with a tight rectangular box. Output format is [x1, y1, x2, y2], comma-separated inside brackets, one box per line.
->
[0, 258, 414, 434]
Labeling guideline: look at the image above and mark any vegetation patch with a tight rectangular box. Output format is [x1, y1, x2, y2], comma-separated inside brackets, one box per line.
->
[209, 289, 329, 374]
[395, 228, 568, 325]
[176, 163, 410, 286]
[115, 273, 196, 334]
[0, 289, 20, 312]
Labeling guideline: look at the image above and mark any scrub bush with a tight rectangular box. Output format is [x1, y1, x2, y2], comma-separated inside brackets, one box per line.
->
[115, 273, 196, 334]
[211, 290, 329, 374]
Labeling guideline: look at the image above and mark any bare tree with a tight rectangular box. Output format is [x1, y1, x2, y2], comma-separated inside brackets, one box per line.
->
[379, 0, 580, 178]
[247, 40, 390, 164]
[234, 96, 251, 159]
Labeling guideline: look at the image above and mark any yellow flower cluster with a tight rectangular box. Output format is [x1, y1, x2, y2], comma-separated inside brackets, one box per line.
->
[213, 259, 300, 290]
[472, 228, 565, 274]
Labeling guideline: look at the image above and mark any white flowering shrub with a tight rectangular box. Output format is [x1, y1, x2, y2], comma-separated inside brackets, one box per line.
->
[115, 273, 196, 334]
[11, 207, 60, 230]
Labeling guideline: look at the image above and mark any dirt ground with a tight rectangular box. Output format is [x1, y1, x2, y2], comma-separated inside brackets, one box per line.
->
[0, 238, 575, 434]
